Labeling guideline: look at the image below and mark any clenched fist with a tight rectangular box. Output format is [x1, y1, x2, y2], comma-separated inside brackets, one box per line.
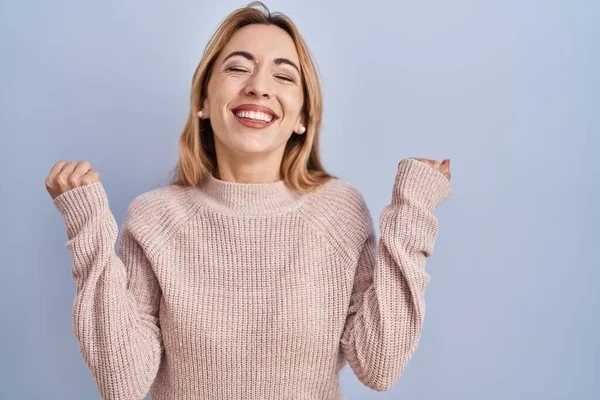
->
[45, 160, 101, 200]
[411, 158, 451, 182]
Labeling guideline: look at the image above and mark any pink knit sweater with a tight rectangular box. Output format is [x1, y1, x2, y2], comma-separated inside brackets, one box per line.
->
[53, 158, 452, 400]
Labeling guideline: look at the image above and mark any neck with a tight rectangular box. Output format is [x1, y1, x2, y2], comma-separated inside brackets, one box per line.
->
[213, 138, 285, 183]
[216, 164, 282, 184]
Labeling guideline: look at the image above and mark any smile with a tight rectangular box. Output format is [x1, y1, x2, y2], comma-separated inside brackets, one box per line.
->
[231, 107, 278, 129]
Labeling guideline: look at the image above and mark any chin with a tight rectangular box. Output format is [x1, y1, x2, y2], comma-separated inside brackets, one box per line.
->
[229, 129, 280, 152]
[227, 138, 275, 156]
[214, 126, 286, 157]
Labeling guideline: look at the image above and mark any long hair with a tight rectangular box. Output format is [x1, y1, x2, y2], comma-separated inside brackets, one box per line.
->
[169, 1, 335, 193]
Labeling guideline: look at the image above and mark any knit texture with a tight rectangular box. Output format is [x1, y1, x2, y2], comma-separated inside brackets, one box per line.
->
[53, 158, 452, 400]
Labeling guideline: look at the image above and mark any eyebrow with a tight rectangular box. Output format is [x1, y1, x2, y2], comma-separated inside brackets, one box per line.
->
[222, 50, 300, 75]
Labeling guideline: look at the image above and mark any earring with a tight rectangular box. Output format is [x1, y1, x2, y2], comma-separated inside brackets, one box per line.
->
[298, 126, 306, 134]
[197, 110, 203, 118]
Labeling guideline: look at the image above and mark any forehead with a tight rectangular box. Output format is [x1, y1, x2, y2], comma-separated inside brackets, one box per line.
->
[220, 24, 299, 64]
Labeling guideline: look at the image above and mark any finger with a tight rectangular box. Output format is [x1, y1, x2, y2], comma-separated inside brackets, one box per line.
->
[443, 160, 451, 181]
[59, 160, 77, 174]
[46, 160, 67, 185]
[81, 173, 97, 185]
[57, 161, 79, 187]
[82, 170, 100, 184]
[440, 159, 449, 172]
[67, 162, 90, 187]
[72, 160, 92, 179]
[84, 169, 99, 177]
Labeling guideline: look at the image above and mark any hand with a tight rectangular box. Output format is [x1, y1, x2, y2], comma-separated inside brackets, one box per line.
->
[45, 160, 101, 200]
[410, 158, 451, 182]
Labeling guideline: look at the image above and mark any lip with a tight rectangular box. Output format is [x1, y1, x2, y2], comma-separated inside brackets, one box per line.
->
[231, 103, 279, 129]
[232, 104, 279, 118]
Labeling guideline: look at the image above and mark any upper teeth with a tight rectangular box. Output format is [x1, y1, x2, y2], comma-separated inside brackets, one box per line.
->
[235, 110, 274, 122]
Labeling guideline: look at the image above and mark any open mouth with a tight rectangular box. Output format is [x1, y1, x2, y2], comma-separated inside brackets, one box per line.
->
[231, 108, 278, 129]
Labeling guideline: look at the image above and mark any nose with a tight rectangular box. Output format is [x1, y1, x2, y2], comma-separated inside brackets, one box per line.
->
[243, 69, 272, 99]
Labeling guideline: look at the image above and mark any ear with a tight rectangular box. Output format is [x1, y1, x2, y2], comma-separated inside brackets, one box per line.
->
[198, 97, 210, 119]
[295, 115, 306, 134]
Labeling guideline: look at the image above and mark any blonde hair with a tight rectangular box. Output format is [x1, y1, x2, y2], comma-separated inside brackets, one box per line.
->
[169, 1, 335, 193]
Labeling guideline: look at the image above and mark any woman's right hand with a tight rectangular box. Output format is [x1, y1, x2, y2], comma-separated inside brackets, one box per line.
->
[45, 160, 101, 200]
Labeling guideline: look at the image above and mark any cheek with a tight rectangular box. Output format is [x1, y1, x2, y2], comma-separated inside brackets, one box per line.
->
[207, 78, 241, 112]
[280, 92, 304, 120]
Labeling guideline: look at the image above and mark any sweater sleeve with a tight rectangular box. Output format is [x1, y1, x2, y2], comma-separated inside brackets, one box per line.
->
[53, 182, 164, 400]
[339, 158, 452, 392]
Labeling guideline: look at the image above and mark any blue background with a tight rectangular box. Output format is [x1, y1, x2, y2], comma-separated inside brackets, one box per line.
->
[1, 0, 598, 399]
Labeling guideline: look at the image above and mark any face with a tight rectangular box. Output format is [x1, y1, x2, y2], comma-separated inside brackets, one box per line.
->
[201, 24, 305, 161]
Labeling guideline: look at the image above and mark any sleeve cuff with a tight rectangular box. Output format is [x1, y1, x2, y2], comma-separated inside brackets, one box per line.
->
[52, 182, 110, 239]
[392, 158, 453, 212]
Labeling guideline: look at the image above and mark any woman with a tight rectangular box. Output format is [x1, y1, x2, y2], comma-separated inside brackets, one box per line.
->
[45, 2, 452, 399]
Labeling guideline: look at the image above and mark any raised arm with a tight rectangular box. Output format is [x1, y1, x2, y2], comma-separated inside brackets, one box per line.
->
[53, 182, 164, 399]
[339, 158, 452, 391]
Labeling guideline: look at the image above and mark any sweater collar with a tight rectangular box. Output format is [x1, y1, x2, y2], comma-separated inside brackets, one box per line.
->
[197, 173, 304, 216]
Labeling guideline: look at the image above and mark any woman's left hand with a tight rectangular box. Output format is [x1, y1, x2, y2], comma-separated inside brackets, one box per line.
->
[411, 158, 451, 182]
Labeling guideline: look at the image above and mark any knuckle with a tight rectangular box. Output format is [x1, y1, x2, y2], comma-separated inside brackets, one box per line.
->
[67, 175, 79, 186]
[56, 175, 67, 186]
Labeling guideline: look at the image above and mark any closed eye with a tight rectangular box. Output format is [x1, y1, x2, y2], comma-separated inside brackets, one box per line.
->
[276, 75, 295, 83]
[227, 67, 296, 83]
[227, 67, 249, 73]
